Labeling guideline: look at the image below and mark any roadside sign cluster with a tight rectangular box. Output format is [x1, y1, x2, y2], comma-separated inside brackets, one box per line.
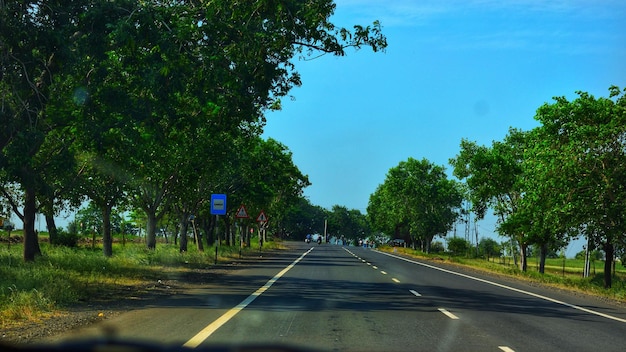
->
[211, 195, 268, 223]
[236, 204, 268, 223]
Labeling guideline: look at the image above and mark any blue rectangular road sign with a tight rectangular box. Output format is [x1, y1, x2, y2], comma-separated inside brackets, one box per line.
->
[210, 194, 227, 215]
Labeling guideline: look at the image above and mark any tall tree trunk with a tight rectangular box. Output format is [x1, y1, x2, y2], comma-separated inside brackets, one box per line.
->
[520, 243, 528, 272]
[179, 213, 189, 253]
[102, 205, 113, 257]
[603, 241, 614, 289]
[202, 216, 215, 248]
[45, 213, 58, 245]
[224, 217, 232, 246]
[539, 243, 548, 274]
[23, 186, 41, 261]
[146, 211, 157, 249]
[194, 219, 204, 252]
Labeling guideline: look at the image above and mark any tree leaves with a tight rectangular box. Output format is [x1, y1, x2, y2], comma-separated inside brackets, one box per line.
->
[368, 158, 463, 251]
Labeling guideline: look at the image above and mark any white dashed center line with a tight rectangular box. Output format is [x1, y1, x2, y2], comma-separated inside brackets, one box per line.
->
[438, 308, 459, 320]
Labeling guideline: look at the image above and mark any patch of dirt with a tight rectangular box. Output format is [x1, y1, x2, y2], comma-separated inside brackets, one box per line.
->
[1, 265, 236, 345]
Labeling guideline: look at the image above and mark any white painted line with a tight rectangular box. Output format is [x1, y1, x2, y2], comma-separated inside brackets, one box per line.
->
[392, 278, 400, 283]
[438, 308, 460, 320]
[498, 346, 516, 352]
[361, 259, 366, 263]
[183, 248, 314, 348]
[372, 266, 378, 269]
[380, 271, 387, 275]
[376, 251, 626, 324]
[409, 289, 422, 297]
[367, 262, 372, 266]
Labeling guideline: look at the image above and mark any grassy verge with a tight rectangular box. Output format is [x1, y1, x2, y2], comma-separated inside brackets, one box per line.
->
[379, 246, 626, 303]
[0, 235, 281, 329]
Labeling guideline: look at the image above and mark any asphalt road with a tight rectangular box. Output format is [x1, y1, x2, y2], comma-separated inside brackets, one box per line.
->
[46, 242, 626, 351]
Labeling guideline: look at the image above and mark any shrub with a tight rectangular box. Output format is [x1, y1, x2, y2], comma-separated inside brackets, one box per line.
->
[447, 237, 470, 256]
[54, 230, 80, 248]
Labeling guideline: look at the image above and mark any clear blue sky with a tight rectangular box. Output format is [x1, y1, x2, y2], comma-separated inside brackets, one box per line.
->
[262, 0, 626, 255]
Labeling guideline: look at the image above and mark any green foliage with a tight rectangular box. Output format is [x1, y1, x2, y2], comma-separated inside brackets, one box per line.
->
[574, 249, 604, 261]
[1, 0, 387, 259]
[368, 158, 463, 252]
[525, 87, 626, 288]
[430, 241, 445, 253]
[447, 237, 470, 256]
[450, 129, 529, 268]
[478, 237, 502, 259]
[327, 205, 370, 242]
[53, 230, 80, 248]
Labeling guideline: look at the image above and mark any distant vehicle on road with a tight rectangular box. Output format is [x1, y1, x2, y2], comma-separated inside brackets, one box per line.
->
[305, 233, 323, 244]
[390, 239, 405, 247]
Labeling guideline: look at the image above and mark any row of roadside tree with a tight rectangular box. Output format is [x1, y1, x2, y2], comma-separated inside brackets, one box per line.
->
[365, 87, 626, 289]
[0, 1, 387, 260]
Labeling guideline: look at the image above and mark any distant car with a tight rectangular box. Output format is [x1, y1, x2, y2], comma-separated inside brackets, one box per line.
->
[390, 239, 405, 247]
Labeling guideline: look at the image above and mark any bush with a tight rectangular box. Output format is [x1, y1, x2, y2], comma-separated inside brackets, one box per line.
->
[54, 230, 80, 247]
[430, 241, 445, 253]
[447, 237, 470, 256]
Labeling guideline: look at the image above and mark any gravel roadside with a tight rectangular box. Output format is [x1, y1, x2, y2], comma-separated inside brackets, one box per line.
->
[0, 264, 240, 345]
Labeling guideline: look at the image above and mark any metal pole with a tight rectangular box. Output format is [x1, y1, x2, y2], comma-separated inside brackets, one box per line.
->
[214, 215, 219, 265]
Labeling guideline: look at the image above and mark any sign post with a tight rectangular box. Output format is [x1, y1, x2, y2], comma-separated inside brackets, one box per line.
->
[210, 194, 227, 264]
[256, 211, 268, 254]
[235, 205, 249, 258]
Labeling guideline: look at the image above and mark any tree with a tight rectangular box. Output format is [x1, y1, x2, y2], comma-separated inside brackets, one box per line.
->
[447, 237, 470, 256]
[85, 0, 386, 249]
[478, 238, 502, 260]
[327, 205, 370, 243]
[368, 182, 407, 241]
[450, 129, 530, 270]
[526, 87, 626, 288]
[0, 0, 99, 260]
[278, 197, 327, 240]
[1, 0, 387, 258]
[368, 158, 463, 252]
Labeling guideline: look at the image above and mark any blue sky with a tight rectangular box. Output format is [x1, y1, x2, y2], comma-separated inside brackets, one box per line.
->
[262, 0, 626, 254]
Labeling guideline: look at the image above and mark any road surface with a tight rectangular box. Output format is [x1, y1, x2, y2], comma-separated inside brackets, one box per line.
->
[46, 242, 626, 351]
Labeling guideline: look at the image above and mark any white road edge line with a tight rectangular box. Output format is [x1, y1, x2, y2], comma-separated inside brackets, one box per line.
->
[438, 308, 459, 320]
[183, 247, 315, 348]
[409, 289, 422, 297]
[377, 250, 626, 324]
[498, 346, 516, 352]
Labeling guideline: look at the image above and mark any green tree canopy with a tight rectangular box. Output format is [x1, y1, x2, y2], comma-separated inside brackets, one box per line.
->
[525, 87, 626, 288]
[368, 158, 463, 252]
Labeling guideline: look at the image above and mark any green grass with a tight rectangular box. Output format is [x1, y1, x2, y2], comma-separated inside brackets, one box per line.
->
[0, 235, 278, 328]
[381, 245, 626, 302]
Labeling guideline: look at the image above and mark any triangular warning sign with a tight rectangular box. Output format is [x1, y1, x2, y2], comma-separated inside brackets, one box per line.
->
[235, 204, 249, 218]
[257, 211, 268, 222]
